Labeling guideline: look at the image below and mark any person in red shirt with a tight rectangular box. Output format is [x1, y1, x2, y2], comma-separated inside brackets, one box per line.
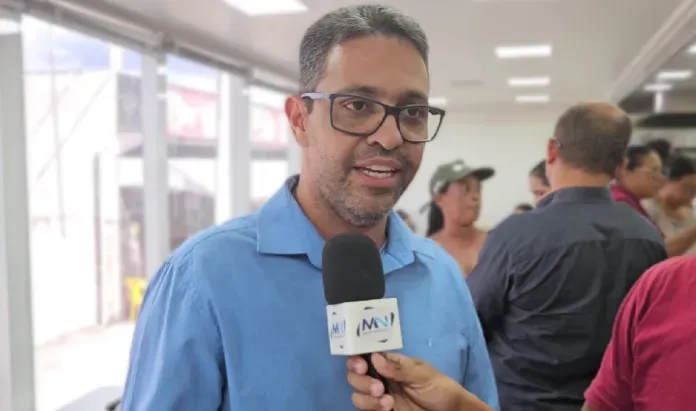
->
[583, 255, 696, 411]
[611, 145, 664, 222]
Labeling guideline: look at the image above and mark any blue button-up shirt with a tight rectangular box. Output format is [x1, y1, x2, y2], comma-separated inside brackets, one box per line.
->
[120, 176, 498, 411]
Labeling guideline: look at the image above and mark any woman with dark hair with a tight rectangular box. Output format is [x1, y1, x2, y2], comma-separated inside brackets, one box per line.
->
[424, 159, 495, 276]
[644, 155, 696, 256]
[611, 145, 664, 221]
[529, 160, 551, 203]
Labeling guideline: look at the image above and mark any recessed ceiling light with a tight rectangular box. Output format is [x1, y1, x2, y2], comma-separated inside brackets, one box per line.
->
[644, 83, 673, 92]
[508, 76, 551, 87]
[688, 44, 696, 54]
[224, 0, 307, 16]
[429, 97, 448, 106]
[495, 44, 552, 59]
[656, 70, 693, 81]
[515, 94, 550, 103]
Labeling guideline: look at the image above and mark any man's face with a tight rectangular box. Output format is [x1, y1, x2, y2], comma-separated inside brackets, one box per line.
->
[288, 35, 429, 227]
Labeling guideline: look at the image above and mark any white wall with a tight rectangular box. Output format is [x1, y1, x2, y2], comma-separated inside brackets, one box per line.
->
[397, 112, 556, 233]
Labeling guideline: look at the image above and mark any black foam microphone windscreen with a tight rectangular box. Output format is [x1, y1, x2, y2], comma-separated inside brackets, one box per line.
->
[322, 233, 385, 305]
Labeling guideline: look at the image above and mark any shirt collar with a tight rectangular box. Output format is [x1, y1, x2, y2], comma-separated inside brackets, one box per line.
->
[610, 182, 641, 204]
[538, 186, 612, 208]
[256, 175, 416, 273]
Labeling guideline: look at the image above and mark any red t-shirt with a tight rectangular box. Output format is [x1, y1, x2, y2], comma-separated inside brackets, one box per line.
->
[610, 184, 652, 220]
[584, 255, 696, 411]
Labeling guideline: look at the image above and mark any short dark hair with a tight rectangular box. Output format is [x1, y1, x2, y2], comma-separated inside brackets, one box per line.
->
[515, 203, 534, 212]
[553, 103, 632, 176]
[299, 5, 429, 94]
[625, 145, 656, 171]
[645, 138, 672, 162]
[529, 160, 549, 186]
[664, 155, 696, 181]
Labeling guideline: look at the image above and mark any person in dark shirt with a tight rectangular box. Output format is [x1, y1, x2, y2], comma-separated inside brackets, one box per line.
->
[583, 255, 696, 411]
[610, 145, 664, 223]
[467, 102, 667, 411]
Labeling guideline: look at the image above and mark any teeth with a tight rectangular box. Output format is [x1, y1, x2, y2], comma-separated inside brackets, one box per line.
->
[365, 165, 395, 172]
[360, 169, 395, 179]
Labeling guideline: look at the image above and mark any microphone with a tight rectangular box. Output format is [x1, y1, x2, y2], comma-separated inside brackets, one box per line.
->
[322, 233, 404, 395]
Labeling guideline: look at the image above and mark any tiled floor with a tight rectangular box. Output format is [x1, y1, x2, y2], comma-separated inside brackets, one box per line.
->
[34, 323, 134, 411]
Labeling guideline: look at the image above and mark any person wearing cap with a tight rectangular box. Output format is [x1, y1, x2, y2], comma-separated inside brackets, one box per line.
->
[422, 159, 495, 276]
[643, 154, 696, 256]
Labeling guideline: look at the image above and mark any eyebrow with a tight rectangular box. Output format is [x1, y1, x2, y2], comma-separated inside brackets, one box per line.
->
[333, 85, 429, 104]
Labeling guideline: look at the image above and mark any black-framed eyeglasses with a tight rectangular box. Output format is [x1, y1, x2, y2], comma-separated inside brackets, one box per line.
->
[301, 92, 446, 143]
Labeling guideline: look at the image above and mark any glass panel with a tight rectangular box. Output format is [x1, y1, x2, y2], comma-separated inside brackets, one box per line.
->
[249, 86, 290, 205]
[166, 56, 219, 248]
[23, 16, 137, 411]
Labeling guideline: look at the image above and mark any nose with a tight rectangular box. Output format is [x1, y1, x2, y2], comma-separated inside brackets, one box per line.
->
[365, 115, 403, 151]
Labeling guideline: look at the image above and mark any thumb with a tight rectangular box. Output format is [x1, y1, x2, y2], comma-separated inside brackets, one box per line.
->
[371, 352, 433, 385]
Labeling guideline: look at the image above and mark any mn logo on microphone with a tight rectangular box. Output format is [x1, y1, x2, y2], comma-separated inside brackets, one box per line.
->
[356, 306, 396, 343]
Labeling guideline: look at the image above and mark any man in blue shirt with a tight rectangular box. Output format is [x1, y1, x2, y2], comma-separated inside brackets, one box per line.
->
[120, 4, 497, 411]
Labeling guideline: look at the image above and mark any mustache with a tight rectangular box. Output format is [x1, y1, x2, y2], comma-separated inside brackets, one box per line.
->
[349, 147, 412, 168]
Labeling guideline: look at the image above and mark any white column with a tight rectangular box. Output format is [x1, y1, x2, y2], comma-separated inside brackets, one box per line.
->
[0, 14, 36, 411]
[141, 54, 169, 278]
[215, 72, 251, 223]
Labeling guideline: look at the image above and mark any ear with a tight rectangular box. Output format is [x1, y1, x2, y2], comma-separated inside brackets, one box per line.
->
[285, 96, 309, 148]
[546, 138, 558, 165]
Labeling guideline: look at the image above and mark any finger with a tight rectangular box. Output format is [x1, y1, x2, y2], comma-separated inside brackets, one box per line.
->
[351, 392, 395, 411]
[372, 352, 432, 384]
[347, 371, 385, 397]
[347, 356, 368, 374]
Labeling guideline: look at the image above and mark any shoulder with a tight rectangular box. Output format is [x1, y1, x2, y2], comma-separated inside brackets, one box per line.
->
[154, 213, 261, 293]
[170, 213, 259, 266]
[632, 255, 696, 304]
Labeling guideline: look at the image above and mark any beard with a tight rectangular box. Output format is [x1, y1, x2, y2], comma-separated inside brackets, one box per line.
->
[316, 145, 416, 228]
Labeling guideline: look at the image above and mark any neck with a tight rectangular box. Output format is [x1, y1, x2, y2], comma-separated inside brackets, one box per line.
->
[440, 221, 480, 242]
[294, 176, 388, 247]
[550, 165, 611, 191]
[617, 178, 640, 198]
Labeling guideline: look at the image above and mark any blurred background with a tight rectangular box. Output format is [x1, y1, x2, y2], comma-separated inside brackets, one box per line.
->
[1, 0, 696, 410]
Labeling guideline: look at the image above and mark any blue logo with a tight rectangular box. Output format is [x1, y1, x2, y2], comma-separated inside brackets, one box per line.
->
[330, 311, 346, 340]
[356, 306, 396, 343]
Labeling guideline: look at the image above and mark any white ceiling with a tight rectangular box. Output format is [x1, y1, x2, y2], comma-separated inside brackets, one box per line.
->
[77, 0, 685, 112]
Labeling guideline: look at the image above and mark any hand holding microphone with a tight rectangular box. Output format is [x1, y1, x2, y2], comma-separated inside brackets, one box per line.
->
[347, 352, 493, 411]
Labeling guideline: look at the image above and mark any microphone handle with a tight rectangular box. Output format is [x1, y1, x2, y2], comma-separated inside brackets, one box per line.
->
[361, 353, 390, 395]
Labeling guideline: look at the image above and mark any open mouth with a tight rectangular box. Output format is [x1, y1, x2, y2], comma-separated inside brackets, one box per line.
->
[355, 165, 398, 179]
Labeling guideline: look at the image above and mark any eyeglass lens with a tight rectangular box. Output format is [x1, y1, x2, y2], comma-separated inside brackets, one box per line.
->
[331, 95, 442, 141]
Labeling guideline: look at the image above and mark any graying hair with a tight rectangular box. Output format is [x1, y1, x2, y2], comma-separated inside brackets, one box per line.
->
[299, 4, 429, 94]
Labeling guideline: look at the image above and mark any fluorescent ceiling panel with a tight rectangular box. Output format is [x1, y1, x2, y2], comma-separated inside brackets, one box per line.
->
[515, 94, 550, 103]
[495, 44, 552, 59]
[224, 0, 308, 16]
[656, 70, 693, 81]
[644, 83, 673, 92]
[508, 76, 551, 87]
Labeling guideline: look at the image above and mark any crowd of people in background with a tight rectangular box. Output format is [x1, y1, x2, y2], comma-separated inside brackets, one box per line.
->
[120, 4, 696, 411]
